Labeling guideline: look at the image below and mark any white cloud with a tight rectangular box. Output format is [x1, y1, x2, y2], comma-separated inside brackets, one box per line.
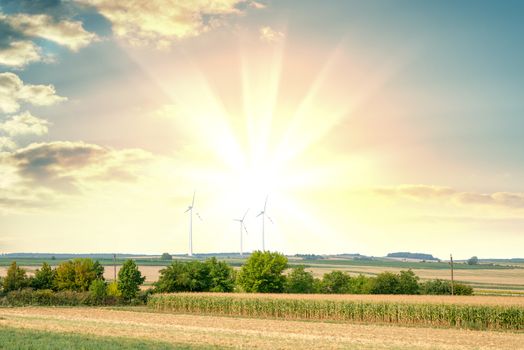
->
[80, 0, 248, 47]
[259, 26, 284, 43]
[0, 136, 16, 151]
[0, 111, 49, 136]
[0, 72, 67, 114]
[0, 40, 41, 68]
[250, 1, 266, 9]
[2, 13, 98, 51]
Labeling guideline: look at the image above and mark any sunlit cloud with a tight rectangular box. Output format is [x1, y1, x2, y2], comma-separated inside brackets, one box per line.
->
[1, 12, 98, 51]
[259, 26, 284, 43]
[0, 72, 67, 114]
[0, 111, 49, 136]
[0, 136, 16, 151]
[80, 0, 253, 47]
[0, 40, 41, 68]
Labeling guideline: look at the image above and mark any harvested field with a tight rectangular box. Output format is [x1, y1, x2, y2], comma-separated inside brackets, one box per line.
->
[1, 307, 523, 350]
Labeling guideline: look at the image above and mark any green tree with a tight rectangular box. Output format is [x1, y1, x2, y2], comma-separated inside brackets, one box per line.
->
[160, 252, 172, 260]
[118, 259, 145, 300]
[285, 266, 317, 293]
[54, 258, 99, 291]
[93, 260, 105, 280]
[31, 262, 56, 290]
[348, 274, 374, 294]
[205, 257, 235, 292]
[2, 261, 29, 292]
[237, 251, 288, 293]
[398, 270, 420, 294]
[467, 256, 479, 265]
[370, 272, 400, 294]
[154, 261, 209, 293]
[321, 271, 351, 294]
[89, 279, 107, 303]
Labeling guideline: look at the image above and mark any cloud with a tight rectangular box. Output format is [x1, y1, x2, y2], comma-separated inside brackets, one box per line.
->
[79, 0, 248, 47]
[0, 111, 49, 136]
[0, 72, 66, 114]
[373, 184, 524, 210]
[259, 26, 284, 43]
[0, 136, 16, 151]
[2, 13, 98, 51]
[4, 141, 153, 193]
[0, 40, 42, 68]
[250, 1, 266, 9]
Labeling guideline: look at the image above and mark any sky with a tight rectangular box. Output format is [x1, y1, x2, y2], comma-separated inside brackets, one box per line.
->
[0, 0, 523, 259]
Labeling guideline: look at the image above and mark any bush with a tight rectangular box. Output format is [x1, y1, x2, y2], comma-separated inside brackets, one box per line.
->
[370, 272, 401, 294]
[118, 260, 145, 300]
[467, 256, 479, 265]
[321, 271, 351, 294]
[237, 251, 288, 293]
[154, 258, 235, 293]
[398, 270, 420, 294]
[285, 266, 317, 293]
[55, 258, 103, 292]
[420, 279, 473, 295]
[3, 261, 29, 292]
[31, 262, 56, 290]
[89, 279, 107, 304]
[348, 274, 374, 294]
[107, 281, 121, 297]
[205, 257, 235, 292]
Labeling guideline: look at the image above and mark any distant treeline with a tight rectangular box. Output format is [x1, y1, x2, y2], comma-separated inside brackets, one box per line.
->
[0, 251, 473, 307]
[387, 252, 439, 261]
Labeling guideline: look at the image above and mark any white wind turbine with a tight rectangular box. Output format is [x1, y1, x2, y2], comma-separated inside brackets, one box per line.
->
[233, 209, 249, 257]
[256, 196, 273, 251]
[184, 191, 202, 257]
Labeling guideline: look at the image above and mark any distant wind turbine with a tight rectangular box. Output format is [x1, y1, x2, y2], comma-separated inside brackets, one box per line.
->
[233, 209, 249, 257]
[184, 191, 199, 257]
[256, 196, 273, 251]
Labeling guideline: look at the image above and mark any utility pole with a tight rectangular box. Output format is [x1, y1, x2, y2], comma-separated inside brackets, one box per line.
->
[450, 254, 454, 296]
[113, 253, 117, 281]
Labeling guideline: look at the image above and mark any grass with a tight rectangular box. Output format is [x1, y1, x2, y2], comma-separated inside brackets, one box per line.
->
[0, 326, 215, 350]
[148, 293, 524, 331]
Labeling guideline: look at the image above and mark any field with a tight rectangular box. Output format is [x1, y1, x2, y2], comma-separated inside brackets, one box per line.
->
[1, 306, 523, 350]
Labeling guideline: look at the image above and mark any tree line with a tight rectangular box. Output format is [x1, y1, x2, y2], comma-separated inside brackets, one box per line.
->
[0, 251, 472, 305]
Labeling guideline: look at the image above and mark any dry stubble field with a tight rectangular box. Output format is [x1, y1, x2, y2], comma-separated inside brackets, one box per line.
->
[1, 306, 523, 350]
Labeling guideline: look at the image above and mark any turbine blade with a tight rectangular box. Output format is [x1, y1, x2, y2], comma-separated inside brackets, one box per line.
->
[192, 190, 195, 207]
[264, 195, 268, 211]
[184, 207, 191, 213]
[196, 212, 203, 221]
[243, 224, 248, 235]
[256, 211, 263, 217]
[242, 208, 250, 221]
[267, 216, 274, 224]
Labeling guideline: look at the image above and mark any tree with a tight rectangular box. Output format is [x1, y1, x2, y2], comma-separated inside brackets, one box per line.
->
[321, 271, 351, 294]
[2, 261, 29, 292]
[55, 258, 100, 291]
[398, 270, 420, 294]
[467, 256, 479, 265]
[118, 259, 145, 300]
[160, 253, 172, 261]
[89, 279, 107, 303]
[31, 262, 56, 290]
[370, 272, 400, 294]
[237, 251, 288, 293]
[348, 274, 374, 294]
[205, 257, 235, 292]
[285, 266, 317, 293]
[93, 260, 105, 280]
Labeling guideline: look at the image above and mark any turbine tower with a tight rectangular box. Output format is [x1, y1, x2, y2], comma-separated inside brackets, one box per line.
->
[233, 209, 249, 257]
[184, 191, 196, 257]
[256, 196, 273, 251]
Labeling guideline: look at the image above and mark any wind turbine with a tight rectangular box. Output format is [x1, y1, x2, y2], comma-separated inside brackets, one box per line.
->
[184, 191, 196, 257]
[256, 196, 273, 251]
[233, 209, 249, 257]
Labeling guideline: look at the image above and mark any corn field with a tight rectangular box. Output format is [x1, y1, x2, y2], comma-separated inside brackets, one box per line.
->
[148, 293, 524, 331]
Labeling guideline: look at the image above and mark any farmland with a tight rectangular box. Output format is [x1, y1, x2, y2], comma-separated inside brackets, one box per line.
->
[1, 306, 523, 350]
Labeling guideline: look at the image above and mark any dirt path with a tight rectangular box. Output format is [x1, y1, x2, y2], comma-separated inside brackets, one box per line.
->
[1, 307, 522, 349]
